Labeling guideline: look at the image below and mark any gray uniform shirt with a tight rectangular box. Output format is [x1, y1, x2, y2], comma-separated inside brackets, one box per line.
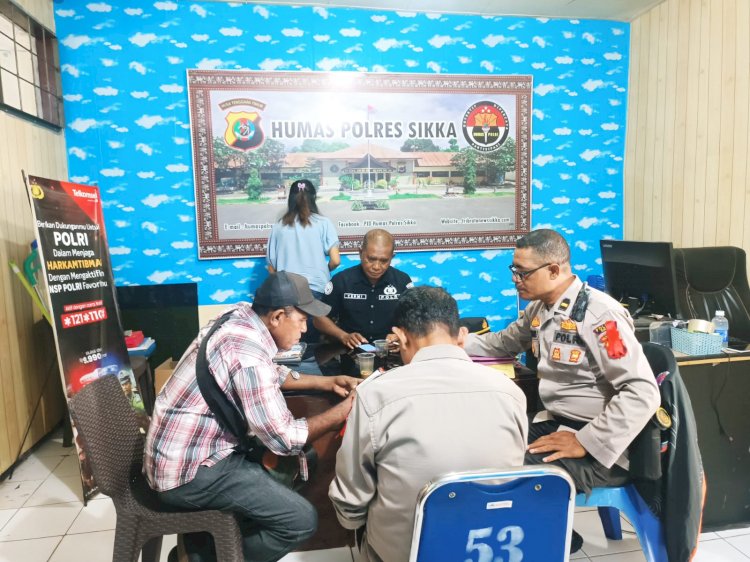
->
[465, 276, 660, 469]
[329, 344, 528, 562]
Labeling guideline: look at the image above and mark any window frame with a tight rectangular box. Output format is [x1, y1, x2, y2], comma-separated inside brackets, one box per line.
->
[0, 0, 64, 130]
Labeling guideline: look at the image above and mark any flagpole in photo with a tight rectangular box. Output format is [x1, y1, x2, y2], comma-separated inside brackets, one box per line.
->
[366, 104, 374, 190]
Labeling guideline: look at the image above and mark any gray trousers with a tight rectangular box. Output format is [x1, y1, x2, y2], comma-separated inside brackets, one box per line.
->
[524, 416, 630, 494]
[159, 452, 317, 562]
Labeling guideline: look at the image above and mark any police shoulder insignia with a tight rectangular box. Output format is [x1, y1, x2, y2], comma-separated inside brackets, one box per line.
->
[560, 318, 577, 332]
[558, 298, 571, 311]
[593, 323, 608, 336]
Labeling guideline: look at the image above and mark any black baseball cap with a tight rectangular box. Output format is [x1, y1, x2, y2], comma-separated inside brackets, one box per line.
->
[254, 271, 331, 317]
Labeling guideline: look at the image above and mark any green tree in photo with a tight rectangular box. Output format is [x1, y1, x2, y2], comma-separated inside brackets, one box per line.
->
[446, 138, 459, 152]
[400, 138, 440, 152]
[451, 148, 477, 195]
[246, 168, 263, 200]
[292, 139, 350, 152]
[484, 137, 516, 189]
[247, 138, 288, 185]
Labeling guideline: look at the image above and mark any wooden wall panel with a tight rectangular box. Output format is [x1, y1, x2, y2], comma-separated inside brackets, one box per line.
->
[0, 0, 68, 475]
[626, 0, 750, 263]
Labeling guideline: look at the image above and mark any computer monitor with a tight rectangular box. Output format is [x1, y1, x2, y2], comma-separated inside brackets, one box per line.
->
[599, 240, 681, 319]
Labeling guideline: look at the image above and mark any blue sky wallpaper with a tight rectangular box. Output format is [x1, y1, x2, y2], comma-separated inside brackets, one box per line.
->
[54, 1, 629, 329]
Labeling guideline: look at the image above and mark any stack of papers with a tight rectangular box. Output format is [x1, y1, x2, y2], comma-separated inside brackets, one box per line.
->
[469, 355, 516, 379]
[127, 337, 155, 356]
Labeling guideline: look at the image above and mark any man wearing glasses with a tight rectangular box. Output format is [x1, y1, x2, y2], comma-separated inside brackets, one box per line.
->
[464, 229, 660, 553]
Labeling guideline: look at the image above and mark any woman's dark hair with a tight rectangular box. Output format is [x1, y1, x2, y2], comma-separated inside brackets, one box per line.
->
[392, 286, 460, 338]
[282, 179, 320, 227]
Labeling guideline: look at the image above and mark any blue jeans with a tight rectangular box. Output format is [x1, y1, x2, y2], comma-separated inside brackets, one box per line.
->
[158, 452, 317, 562]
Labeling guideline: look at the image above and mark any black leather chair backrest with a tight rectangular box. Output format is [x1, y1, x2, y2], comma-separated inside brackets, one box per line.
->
[673, 246, 750, 342]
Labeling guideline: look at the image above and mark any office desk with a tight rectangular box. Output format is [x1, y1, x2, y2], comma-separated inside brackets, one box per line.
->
[285, 344, 537, 551]
[675, 351, 750, 530]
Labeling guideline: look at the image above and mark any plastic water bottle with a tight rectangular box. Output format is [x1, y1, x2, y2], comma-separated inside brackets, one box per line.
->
[712, 310, 729, 346]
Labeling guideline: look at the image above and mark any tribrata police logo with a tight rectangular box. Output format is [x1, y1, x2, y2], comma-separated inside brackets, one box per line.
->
[224, 111, 264, 152]
[462, 101, 509, 152]
[379, 285, 399, 300]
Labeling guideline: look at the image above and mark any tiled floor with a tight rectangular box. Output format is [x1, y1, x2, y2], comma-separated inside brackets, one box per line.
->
[1, 429, 749, 561]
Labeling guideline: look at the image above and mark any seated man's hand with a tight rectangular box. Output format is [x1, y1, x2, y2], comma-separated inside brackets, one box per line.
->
[528, 431, 586, 463]
[326, 375, 360, 397]
[341, 331, 368, 349]
[331, 390, 356, 423]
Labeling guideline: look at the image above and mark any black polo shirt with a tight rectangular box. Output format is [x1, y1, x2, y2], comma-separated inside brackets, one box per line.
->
[323, 265, 413, 341]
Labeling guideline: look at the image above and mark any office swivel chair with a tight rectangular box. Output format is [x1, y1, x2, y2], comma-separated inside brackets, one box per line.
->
[409, 465, 575, 562]
[673, 246, 750, 342]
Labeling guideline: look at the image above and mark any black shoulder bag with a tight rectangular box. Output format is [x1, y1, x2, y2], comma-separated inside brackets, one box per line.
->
[195, 311, 265, 462]
[194, 311, 316, 487]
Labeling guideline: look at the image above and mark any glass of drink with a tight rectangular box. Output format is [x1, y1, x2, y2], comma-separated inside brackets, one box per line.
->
[358, 352, 375, 378]
[373, 339, 389, 359]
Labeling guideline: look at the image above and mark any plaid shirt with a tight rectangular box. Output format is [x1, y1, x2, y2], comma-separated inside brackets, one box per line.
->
[143, 302, 309, 492]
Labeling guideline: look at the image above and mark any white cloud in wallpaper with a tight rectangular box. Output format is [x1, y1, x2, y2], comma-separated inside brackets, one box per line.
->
[253, 6, 269, 19]
[373, 38, 407, 51]
[154, 1, 178, 11]
[148, 271, 175, 283]
[56, 4, 628, 323]
[210, 289, 236, 302]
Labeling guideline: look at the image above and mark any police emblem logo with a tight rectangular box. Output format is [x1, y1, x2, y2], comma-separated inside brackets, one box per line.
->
[462, 101, 509, 152]
[30, 184, 44, 199]
[531, 316, 541, 328]
[551, 347, 561, 361]
[569, 349, 582, 363]
[224, 111, 264, 152]
[383, 285, 397, 295]
[324, 281, 333, 295]
[560, 319, 577, 332]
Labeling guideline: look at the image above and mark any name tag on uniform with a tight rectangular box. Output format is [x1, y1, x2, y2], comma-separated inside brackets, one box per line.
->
[343, 293, 367, 300]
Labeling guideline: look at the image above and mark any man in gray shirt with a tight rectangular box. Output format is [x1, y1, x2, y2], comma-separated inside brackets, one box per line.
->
[464, 229, 661, 552]
[330, 287, 527, 562]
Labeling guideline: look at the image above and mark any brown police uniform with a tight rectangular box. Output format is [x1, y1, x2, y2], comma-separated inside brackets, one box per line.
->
[465, 276, 660, 491]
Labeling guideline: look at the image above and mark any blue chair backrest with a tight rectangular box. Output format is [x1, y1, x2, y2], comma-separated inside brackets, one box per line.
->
[409, 465, 575, 562]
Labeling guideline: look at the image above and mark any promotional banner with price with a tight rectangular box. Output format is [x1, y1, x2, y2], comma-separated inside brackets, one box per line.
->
[28, 175, 147, 499]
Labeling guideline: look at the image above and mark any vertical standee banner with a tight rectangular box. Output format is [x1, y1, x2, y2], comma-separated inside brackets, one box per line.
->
[28, 175, 147, 499]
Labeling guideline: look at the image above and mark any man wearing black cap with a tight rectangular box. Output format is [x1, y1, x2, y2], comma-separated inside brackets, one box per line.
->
[144, 271, 359, 562]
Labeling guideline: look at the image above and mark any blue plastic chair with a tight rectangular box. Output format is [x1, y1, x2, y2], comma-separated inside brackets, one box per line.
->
[409, 465, 575, 562]
[576, 484, 668, 562]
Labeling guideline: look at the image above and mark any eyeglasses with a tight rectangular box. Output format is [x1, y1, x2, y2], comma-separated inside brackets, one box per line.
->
[508, 263, 552, 281]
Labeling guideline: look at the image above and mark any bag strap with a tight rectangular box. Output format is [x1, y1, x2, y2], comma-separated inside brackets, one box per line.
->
[195, 311, 256, 454]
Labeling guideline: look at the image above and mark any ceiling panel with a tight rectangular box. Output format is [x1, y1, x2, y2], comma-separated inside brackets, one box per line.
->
[209, 0, 665, 21]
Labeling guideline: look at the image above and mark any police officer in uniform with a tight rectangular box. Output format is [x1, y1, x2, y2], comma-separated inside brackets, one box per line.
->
[464, 229, 660, 553]
[315, 229, 413, 349]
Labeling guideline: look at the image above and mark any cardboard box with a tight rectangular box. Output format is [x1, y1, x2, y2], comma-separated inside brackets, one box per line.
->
[154, 358, 178, 394]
